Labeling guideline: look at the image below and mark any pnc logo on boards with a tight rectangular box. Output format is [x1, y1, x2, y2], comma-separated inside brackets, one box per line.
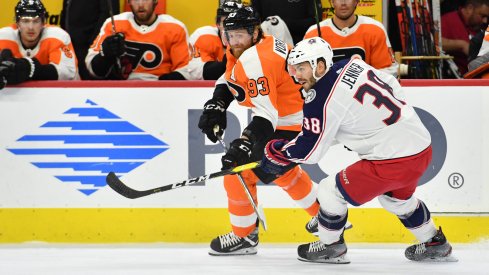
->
[7, 100, 169, 196]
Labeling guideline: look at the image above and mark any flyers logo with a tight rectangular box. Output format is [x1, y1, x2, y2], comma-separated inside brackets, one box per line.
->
[227, 80, 246, 102]
[62, 46, 73, 58]
[125, 40, 163, 69]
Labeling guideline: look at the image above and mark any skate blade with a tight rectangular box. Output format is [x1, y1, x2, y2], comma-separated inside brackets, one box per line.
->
[298, 254, 351, 264]
[208, 247, 258, 256]
[418, 255, 459, 262]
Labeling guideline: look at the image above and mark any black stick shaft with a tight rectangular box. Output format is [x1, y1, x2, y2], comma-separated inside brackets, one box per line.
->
[106, 161, 261, 199]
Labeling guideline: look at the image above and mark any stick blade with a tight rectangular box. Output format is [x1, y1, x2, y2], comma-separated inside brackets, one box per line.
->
[106, 172, 143, 199]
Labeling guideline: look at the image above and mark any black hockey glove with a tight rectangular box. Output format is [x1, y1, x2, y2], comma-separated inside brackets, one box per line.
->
[261, 139, 292, 175]
[0, 62, 13, 90]
[0, 49, 35, 85]
[101, 33, 126, 59]
[221, 138, 253, 170]
[198, 98, 227, 143]
[0, 75, 6, 90]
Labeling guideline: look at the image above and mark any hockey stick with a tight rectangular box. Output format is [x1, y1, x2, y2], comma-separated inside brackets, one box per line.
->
[106, 0, 117, 34]
[105, 0, 128, 79]
[105, 161, 260, 199]
[313, 0, 322, 38]
[214, 126, 268, 231]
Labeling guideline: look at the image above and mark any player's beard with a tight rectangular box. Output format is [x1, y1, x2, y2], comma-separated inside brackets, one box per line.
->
[335, 9, 355, 21]
[334, 3, 356, 22]
[230, 40, 253, 59]
[231, 47, 246, 58]
[132, 6, 156, 25]
[302, 78, 317, 92]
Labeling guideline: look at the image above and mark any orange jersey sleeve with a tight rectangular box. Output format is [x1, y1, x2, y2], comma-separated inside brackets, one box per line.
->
[225, 35, 303, 131]
[86, 12, 191, 80]
[0, 25, 78, 80]
[305, 16, 397, 75]
[190, 25, 224, 62]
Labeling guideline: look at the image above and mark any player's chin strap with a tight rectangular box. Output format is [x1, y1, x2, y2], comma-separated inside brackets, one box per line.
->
[214, 125, 268, 231]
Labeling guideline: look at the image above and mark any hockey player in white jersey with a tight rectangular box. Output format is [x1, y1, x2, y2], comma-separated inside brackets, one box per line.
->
[261, 37, 456, 263]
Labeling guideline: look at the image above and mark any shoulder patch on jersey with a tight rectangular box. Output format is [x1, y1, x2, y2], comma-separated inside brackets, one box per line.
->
[304, 89, 317, 104]
[272, 37, 287, 59]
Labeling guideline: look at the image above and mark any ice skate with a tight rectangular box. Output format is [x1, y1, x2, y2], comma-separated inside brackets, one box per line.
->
[297, 234, 350, 264]
[405, 227, 458, 262]
[306, 215, 353, 237]
[209, 228, 259, 256]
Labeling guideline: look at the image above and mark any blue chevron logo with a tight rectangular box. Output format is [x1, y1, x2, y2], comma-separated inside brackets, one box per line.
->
[7, 99, 169, 196]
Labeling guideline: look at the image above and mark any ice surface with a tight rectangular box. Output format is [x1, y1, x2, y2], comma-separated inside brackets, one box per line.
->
[0, 242, 488, 275]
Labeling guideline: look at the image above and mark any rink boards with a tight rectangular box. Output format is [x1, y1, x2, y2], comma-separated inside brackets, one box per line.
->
[0, 80, 488, 243]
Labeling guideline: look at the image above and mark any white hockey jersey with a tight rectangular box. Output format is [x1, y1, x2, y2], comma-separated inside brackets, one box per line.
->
[283, 58, 431, 163]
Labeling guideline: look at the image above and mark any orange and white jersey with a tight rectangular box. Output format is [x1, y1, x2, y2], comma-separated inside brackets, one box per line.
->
[478, 25, 489, 57]
[0, 25, 78, 80]
[190, 25, 224, 63]
[86, 12, 190, 80]
[175, 25, 224, 80]
[225, 35, 304, 131]
[304, 16, 398, 77]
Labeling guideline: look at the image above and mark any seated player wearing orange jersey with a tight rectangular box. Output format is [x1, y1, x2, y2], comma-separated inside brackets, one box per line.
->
[159, 0, 242, 80]
[198, 6, 327, 256]
[304, 0, 398, 77]
[0, 0, 78, 90]
[86, 0, 190, 80]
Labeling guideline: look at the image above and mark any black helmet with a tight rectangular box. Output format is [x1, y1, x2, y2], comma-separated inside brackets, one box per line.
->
[15, 0, 47, 22]
[217, 0, 242, 18]
[223, 6, 261, 32]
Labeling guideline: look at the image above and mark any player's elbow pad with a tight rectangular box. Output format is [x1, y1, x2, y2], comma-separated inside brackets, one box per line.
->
[32, 59, 58, 80]
[203, 61, 226, 80]
[243, 116, 275, 145]
[89, 54, 115, 78]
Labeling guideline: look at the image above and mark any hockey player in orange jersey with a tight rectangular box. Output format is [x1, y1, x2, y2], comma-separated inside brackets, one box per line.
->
[160, 0, 242, 80]
[198, 6, 323, 256]
[0, 0, 78, 90]
[304, 0, 398, 77]
[86, 0, 190, 80]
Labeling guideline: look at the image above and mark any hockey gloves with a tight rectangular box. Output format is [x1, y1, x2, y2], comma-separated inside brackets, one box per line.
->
[198, 98, 227, 143]
[101, 33, 126, 59]
[0, 49, 36, 85]
[221, 138, 253, 170]
[262, 139, 292, 175]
